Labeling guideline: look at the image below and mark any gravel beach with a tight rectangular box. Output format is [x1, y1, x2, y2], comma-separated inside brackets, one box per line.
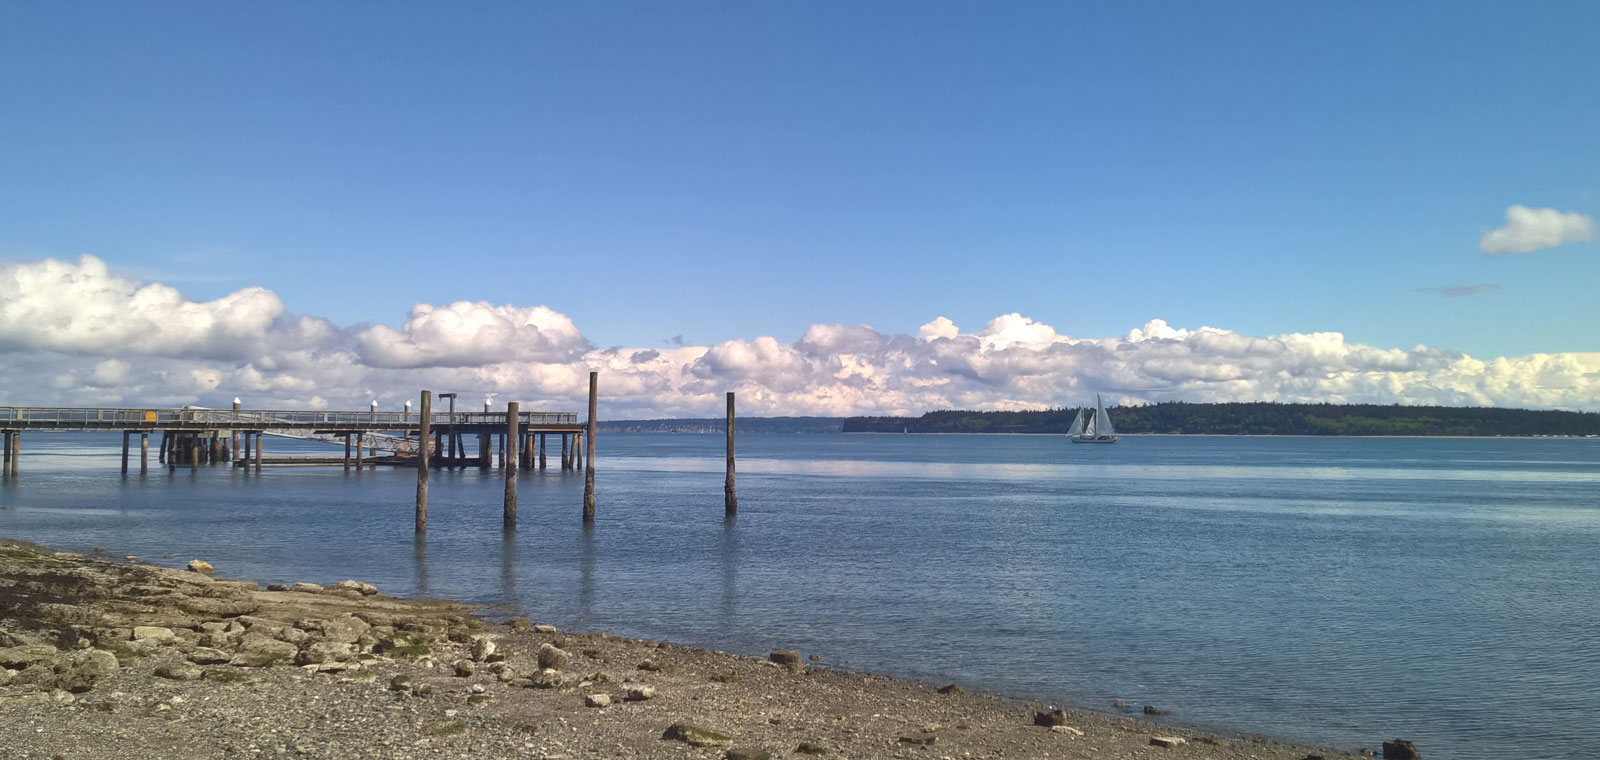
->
[0, 538, 1388, 760]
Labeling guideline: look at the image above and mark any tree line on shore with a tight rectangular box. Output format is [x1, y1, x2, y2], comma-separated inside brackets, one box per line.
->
[842, 401, 1600, 437]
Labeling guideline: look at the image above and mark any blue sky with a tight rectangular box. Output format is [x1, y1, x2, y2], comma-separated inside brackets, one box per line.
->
[2, 2, 1598, 414]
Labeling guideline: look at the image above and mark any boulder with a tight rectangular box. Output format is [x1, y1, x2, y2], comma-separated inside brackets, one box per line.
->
[1034, 710, 1068, 727]
[1144, 705, 1172, 716]
[186, 648, 231, 665]
[453, 660, 476, 677]
[1382, 739, 1420, 760]
[296, 641, 356, 665]
[533, 624, 558, 634]
[526, 668, 568, 689]
[187, 559, 215, 575]
[58, 649, 119, 692]
[663, 724, 733, 748]
[471, 636, 497, 662]
[0, 643, 59, 669]
[769, 650, 802, 668]
[332, 579, 379, 595]
[584, 693, 612, 708]
[625, 684, 657, 702]
[155, 661, 204, 681]
[289, 582, 323, 593]
[937, 683, 964, 695]
[1150, 737, 1187, 748]
[131, 626, 176, 642]
[319, 616, 371, 644]
[537, 643, 570, 670]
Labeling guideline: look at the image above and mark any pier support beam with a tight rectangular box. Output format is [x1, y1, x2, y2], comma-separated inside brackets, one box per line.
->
[726, 391, 737, 516]
[479, 433, 490, 470]
[416, 390, 431, 533]
[7, 431, 16, 478]
[140, 433, 149, 474]
[583, 371, 597, 523]
[539, 433, 547, 469]
[504, 401, 520, 528]
[191, 437, 200, 471]
[561, 433, 570, 470]
[355, 434, 364, 469]
[343, 434, 352, 471]
[253, 433, 263, 473]
[2, 431, 12, 479]
[231, 399, 241, 461]
[121, 432, 131, 475]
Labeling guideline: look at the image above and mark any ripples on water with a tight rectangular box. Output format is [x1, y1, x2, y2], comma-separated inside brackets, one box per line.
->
[3, 433, 1598, 760]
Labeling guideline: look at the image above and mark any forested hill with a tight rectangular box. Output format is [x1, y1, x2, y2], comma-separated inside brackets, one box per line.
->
[600, 417, 843, 434]
[843, 402, 1600, 437]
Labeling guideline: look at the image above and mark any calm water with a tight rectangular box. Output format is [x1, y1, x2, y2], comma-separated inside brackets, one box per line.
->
[3, 432, 1598, 759]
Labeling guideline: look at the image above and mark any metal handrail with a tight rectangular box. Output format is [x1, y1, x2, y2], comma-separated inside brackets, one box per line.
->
[0, 407, 580, 426]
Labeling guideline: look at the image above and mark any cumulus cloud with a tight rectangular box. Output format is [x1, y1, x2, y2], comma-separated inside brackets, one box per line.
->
[1, 257, 1598, 415]
[1417, 284, 1499, 298]
[0, 255, 285, 359]
[1480, 205, 1597, 255]
[356, 301, 590, 368]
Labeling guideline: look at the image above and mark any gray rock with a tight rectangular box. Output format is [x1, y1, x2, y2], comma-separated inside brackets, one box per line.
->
[289, 582, 323, 593]
[1051, 725, 1084, 736]
[1382, 739, 1421, 760]
[58, 649, 119, 692]
[625, 684, 657, 701]
[453, 659, 476, 677]
[1150, 736, 1187, 748]
[320, 616, 371, 644]
[186, 648, 232, 665]
[332, 579, 378, 595]
[527, 668, 567, 689]
[584, 693, 611, 708]
[471, 636, 497, 662]
[155, 661, 204, 681]
[296, 641, 356, 665]
[187, 559, 215, 575]
[1144, 705, 1172, 716]
[937, 683, 964, 695]
[768, 650, 802, 667]
[533, 624, 557, 634]
[537, 643, 570, 670]
[131, 626, 176, 642]
[276, 627, 311, 646]
[0, 643, 59, 669]
[1034, 709, 1068, 727]
[663, 723, 733, 748]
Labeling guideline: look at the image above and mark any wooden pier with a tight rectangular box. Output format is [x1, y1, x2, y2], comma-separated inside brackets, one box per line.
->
[3, 373, 739, 531]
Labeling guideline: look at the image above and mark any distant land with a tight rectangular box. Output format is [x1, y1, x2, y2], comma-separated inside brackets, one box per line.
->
[844, 402, 1600, 437]
[599, 416, 843, 434]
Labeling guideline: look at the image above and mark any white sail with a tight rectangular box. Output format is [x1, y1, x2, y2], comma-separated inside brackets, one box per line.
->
[1082, 406, 1097, 437]
[1066, 409, 1085, 437]
[1095, 394, 1115, 436]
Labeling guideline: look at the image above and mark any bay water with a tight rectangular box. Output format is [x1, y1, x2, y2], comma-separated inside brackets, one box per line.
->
[2, 432, 1597, 759]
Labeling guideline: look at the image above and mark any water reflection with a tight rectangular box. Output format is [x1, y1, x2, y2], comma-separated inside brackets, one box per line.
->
[500, 529, 517, 606]
[721, 515, 739, 623]
[577, 524, 596, 622]
[413, 534, 430, 596]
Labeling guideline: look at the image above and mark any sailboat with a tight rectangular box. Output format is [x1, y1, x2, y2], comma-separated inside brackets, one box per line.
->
[1066, 394, 1119, 444]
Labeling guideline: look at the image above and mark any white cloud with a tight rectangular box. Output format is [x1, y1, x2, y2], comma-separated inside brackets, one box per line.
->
[1480, 205, 1597, 255]
[1, 257, 1598, 415]
[356, 301, 590, 368]
[0, 255, 285, 359]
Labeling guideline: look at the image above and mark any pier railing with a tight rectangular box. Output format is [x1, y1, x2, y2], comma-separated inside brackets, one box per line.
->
[0, 406, 579, 428]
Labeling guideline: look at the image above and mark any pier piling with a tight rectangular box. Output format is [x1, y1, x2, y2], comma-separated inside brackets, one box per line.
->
[121, 432, 130, 475]
[726, 391, 737, 516]
[253, 433, 263, 473]
[504, 401, 520, 527]
[139, 433, 148, 474]
[583, 371, 597, 523]
[2, 431, 12, 479]
[416, 390, 431, 533]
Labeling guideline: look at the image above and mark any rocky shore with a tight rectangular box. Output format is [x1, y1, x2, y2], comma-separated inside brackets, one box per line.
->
[0, 539, 1390, 759]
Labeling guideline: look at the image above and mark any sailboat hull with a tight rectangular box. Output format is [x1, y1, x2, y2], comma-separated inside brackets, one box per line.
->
[1068, 435, 1119, 444]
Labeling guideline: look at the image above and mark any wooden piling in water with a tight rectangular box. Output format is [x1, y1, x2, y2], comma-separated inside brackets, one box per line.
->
[504, 401, 520, 528]
[583, 371, 597, 522]
[539, 433, 547, 469]
[355, 434, 364, 469]
[561, 433, 570, 470]
[416, 390, 431, 533]
[479, 433, 490, 469]
[140, 433, 149, 474]
[7, 431, 16, 478]
[726, 391, 737, 516]
[2, 431, 12, 479]
[343, 434, 352, 470]
[121, 432, 130, 475]
[231, 400, 241, 459]
[253, 433, 263, 473]
[191, 437, 200, 471]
